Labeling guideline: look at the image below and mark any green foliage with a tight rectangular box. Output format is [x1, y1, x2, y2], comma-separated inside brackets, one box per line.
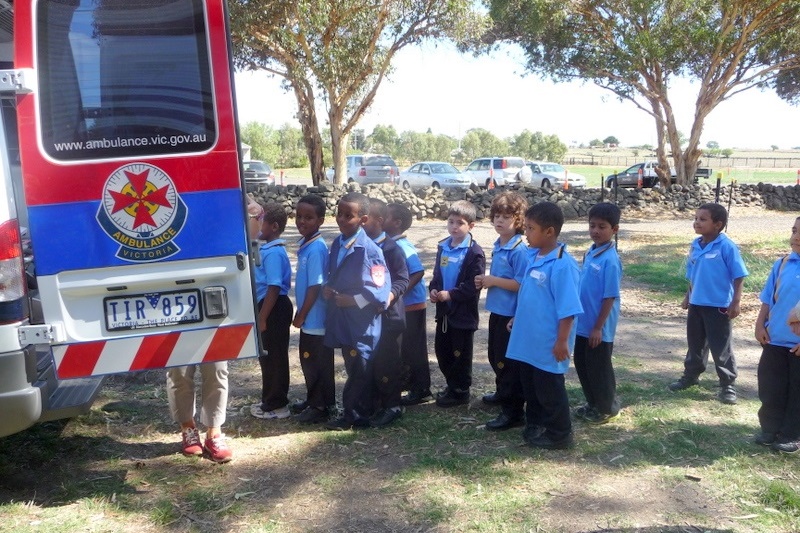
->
[240, 122, 309, 168]
[509, 130, 567, 161]
[603, 135, 619, 145]
[461, 128, 509, 160]
[721, 148, 734, 158]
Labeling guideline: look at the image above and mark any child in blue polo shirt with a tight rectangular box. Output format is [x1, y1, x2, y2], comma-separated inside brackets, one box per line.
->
[429, 200, 485, 407]
[291, 194, 334, 424]
[474, 192, 528, 430]
[323, 192, 390, 430]
[385, 203, 433, 407]
[669, 203, 748, 405]
[753, 216, 800, 453]
[574, 202, 622, 425]
[250, 202, 294, 420]
[506, 201, 582, 449]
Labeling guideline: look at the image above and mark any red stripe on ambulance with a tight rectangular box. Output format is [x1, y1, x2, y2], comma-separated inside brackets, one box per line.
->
[52, 325, 256, 379]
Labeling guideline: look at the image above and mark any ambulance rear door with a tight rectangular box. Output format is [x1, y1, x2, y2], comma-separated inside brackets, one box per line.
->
[14, 0, 260, 378]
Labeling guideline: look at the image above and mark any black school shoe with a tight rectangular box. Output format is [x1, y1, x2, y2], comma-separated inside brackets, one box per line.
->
[294, 406, 328, 424]
[324, 416, 370, 431]
[754, 431, 776, 446]
[772, 436, 800, 454]
[435, 387, 470, 407]
[485, 413, 525, 432]
[525, 431, 574, 450]
[370, 407, 403, 428]
[400, 389, 434, 406]
[481, 391, 501, 405]
[718, 385, 737, 405]
[668, 375, 699, 392]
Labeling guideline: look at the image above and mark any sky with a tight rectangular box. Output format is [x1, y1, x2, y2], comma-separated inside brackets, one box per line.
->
[234, 42, 800, 151]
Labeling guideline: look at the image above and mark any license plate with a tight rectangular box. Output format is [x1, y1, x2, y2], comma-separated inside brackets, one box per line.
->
[104, 289, 203, 331]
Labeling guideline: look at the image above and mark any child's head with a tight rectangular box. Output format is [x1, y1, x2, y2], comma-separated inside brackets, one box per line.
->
[587, 202, 620, 245]
[792, 217, 800, 255]
[524, 201, 563, 249]
[489, 192, 527, 237]
[694, 203, 727, 239]
[295, 194, 326, 239]
[336, 192, 370, 237]
[260, 202, 287, 242]
[384, 203, 413, 236]
[446, 200, 477, 244]
[365, 198, 387, 239]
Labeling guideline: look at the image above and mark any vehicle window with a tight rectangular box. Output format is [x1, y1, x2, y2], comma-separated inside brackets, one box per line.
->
[430, 163, 456, 174]
[492, 159, 503, 169]
[465, 161, 479, 171]
[245, 162, 270, 172]
[365, 155, 396, 166]
[409, 164, 420, 173]
[625, 164, 644, 174]
[506, 158, 524, 168]
[541, 164, 565, 172]
[478, 160, 490, 171]
[37, 0, 215, 160]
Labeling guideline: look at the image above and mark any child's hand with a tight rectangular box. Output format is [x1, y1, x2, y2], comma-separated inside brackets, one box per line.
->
[791, 343, 800, 355]
[474, 275, 484, 290]
[334, 293, 357, 307]
[429, 289, 439, 303]
[791, 322, 800, 337]
[680, 295, 689, 310]
[725, 301, 741, 319]
[292, 314, 304, 329]
[437, 290, 451, 302]
[588, 328, 603, 349]
[506, 317, 514, 332]
[323, 286, 337, 300]
[755, 323, 770, 345]
[553, 339, 570, 362]
[258, 317, 267, 333]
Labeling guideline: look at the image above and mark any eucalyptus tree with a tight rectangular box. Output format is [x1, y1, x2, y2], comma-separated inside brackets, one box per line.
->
[229, 0, 486, 184]
[487, 0, 800, 185]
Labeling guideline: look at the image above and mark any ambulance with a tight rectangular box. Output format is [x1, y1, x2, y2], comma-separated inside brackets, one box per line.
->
[0, 0, 260, 437]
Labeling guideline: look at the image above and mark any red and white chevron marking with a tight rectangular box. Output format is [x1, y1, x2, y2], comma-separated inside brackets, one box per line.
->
[52, 324, 257, 379]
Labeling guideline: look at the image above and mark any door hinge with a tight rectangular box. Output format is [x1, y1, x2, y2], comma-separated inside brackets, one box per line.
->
[18, 324, 56, 345]
[0, 69, 35, 94]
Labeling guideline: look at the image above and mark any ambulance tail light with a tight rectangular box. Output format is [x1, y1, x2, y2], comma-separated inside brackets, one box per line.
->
[0, 219, 27, 323]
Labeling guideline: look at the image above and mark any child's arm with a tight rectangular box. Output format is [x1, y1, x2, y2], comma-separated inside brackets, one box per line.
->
[725, 277, 744, 319]
[681, 283, 691, 310]
[407, 270, 424, 293]
[441, 247, 485, 302]
[429, 249, 443, 302]
[553, 316, 575, 362]
[476, 274, 520, 292]
[293, 284, 321, 328]
[755, 303, 770, 345]
[588, 297, 616, 348]
[258, 285, 280, 333]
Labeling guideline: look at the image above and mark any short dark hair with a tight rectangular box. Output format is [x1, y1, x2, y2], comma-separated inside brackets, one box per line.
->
[447, 200, 477, 224]
[698, 203, 728, 227]
[297, 194, 326, 218]
[525, 201, 564, 236]
[262, 202, 287, 233]
[387, 203, 413, 232]
[340, 192, 370, 216]
[490, 192, 528, 234]
[588, 202, 621, 227]
[368, 198, 388, 219]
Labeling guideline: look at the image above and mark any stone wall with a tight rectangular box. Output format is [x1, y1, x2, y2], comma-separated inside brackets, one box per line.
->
[249, 181, 799, 220]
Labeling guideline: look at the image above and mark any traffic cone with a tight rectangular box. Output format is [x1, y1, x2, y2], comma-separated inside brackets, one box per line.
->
[488, 167, 495, 189]
[637, 168, 643, 188]
[563, 169, 569, 190]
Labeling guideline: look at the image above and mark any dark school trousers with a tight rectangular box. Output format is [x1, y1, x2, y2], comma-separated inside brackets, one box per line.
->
[298, 331, 335, 410]
[400, 307, 430, 394]
[574, 335, 620, 416]
[434, 320, 474, 392]
[258, 295, 293, 411]
[683, 304, 737, 386]
[518, 361, 572, 441]
[758, 343, 800, 440]
[488, 313, 524, 418]
[373, 325, 403, 409]
[341, 347, 374, 422]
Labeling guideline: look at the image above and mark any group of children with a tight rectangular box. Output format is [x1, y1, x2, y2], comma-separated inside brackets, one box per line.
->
[175, 189, 800, 461]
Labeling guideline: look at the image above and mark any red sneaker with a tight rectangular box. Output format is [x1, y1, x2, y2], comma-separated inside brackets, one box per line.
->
[181, 427, 203, 456]
[204, 434, 233, 463]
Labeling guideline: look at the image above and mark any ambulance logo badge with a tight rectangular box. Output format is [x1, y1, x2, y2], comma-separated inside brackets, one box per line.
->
[97, 163, 187, 263]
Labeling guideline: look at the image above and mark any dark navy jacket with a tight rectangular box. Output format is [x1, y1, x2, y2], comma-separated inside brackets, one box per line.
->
[374, 232, 409, 332]
[324, 228, 390, 359]
[429, 234, 485, 331]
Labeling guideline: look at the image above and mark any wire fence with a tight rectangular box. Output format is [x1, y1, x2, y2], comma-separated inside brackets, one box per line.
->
[565, 155, 800, 169]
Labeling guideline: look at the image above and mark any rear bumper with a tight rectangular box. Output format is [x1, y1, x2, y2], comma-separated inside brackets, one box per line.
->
[0, 344, 42, 438]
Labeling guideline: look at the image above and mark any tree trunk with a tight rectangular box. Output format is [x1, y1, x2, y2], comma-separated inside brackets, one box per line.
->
[329, 107, 348, 185]
[292, 80, 325, 186]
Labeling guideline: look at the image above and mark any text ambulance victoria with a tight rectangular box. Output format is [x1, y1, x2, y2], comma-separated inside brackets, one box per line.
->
[12, 1, 259, 384]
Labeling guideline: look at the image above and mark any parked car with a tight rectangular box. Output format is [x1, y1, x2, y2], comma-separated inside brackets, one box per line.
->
[462, 156, 532, 188]
[243, 160, 275, 190]
[526, 161, 587, 189]
[604, 161, 711, 188]
[399, 162, 471, 190]
[325, 154, 399, 185]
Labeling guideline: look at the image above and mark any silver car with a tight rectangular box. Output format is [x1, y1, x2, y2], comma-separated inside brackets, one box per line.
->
[526, 161, 586, 189]
[326, 154, 400, 185]
[399, 162, 471, 189]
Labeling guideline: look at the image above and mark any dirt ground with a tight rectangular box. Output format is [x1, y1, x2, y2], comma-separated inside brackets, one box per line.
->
[2, 206, 795, 533]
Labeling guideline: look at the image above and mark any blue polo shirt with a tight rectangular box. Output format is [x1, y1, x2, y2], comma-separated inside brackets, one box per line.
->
[439, 234, 472, 291]
[686, 233, 749, 307]
[255, 238, 291, 302]
[506, 243, 583, 374]
[485, 234, 528, 317]
[576, 242, 622, 342]
[759, 252, 800, 349]
[393, 235, 426, 306]
[296, 232, 329, 334]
